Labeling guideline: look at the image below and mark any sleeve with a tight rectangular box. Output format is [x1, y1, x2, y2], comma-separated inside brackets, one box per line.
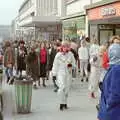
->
[102, 52, 109, 69]
[78, 48, 81, 60]
[3, 49, 7, 67]
[71, 52, 76, 68]
[107, 67, 120, 110]
[52, 53, 59, 76]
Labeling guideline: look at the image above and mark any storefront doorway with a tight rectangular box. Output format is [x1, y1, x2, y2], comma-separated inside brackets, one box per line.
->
[99, 30, 113, 45]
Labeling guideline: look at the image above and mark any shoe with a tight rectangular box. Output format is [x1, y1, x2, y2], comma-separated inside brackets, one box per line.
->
[9, 77, 14, 85]
[38, 80, 40, 86]
[64, 104, 68, 109]
[7, 77, 10, 83]
[96, 104, 99, 111]
[43, 84, 46, 87]
[54, 87, 58, 92]
[81, 79, 84, 82]
[86, 78, 88, 82]
[91, 92, 96, 99]
[60, 104, 64, 111]
[33, 84, 38, 89]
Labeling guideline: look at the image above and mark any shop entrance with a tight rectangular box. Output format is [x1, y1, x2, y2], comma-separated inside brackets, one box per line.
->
[99, 30, 113, 45]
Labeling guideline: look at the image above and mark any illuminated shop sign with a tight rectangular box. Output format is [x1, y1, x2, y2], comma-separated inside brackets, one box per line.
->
[101, 6, 116, 16]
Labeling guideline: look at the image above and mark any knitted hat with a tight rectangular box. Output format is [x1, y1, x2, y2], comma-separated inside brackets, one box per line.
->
[109, 43, 120, 65]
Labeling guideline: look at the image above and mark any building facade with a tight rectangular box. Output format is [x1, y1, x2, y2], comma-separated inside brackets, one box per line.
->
[11, 16, 24, 41]
[18, 0, 64, 41]
[85, 0, 120, 44]
[0, 25, 11, 41]
[62, 0, 102, 40]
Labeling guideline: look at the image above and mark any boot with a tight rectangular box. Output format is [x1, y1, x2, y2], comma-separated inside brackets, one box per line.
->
[38, 80, 40, 86]
[64, 104, 68, 109]
[33, 82, 38, 89]
[60, 104, 64, 111]
[86, 77, 88, 82]
[43, 78, 46, 87]
[7, 77, 10, 83]
[81, 79, 84, 82]
[9, 77, 14, 85]
[96, 104, 99, 111]
[54, 87, 59, 92]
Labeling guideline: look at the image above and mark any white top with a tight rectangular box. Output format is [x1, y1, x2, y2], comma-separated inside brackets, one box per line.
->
[78, 47, 89, 60]
[52, 51, 76, 76]
[89, 44, 99, 57]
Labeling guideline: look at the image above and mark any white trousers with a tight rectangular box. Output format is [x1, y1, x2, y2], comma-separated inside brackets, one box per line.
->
[89, 65, 100, 93]
[80, 59, 88, 78]
[57, 74, 72, 104]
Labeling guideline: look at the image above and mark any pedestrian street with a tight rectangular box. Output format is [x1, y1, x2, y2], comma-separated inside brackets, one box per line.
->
[3, 79, 98, 120]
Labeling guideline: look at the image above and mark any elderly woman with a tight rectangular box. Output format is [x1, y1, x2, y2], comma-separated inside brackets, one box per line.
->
[98, 36, 120, 120]
[52, 41, 76, 111]
[26, 45, 39, 89]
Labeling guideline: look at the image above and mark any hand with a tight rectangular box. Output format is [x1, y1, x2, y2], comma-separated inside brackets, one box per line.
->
[93, 56, 97, 62]
[7, 64, 12, 68]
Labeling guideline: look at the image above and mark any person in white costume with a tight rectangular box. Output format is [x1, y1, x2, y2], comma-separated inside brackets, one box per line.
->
[52, 41, 76, 111]
[89, 39, 100, 98]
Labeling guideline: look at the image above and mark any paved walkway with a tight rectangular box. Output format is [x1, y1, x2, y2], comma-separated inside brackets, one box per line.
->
[12, 80, 98, 120]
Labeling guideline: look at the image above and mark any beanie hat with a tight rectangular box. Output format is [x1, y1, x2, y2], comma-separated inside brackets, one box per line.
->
[109, 43, 120, 65]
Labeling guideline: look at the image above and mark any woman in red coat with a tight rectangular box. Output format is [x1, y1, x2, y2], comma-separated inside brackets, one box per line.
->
[39, 41, 48, 87]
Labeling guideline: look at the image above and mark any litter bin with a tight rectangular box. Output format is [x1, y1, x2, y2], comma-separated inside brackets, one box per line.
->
[15, 78, 33, 114]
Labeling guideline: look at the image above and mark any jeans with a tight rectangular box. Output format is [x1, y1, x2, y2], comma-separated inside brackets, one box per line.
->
[5, 67, 13, 78]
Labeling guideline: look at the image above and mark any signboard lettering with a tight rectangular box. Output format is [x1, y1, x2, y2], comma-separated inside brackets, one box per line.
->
[101, 7, 116, 16]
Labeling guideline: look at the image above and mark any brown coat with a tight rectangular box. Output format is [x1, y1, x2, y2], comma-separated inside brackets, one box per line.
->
[26, 51, 39, 81]
[4, 47, 15, 67]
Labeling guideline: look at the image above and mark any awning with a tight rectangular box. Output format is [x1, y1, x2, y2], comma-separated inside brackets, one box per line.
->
[19, 16, 61, 27]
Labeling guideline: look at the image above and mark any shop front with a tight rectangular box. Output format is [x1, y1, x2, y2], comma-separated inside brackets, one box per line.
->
[62, 16, 85, 40]
[86, 0, 120, 44]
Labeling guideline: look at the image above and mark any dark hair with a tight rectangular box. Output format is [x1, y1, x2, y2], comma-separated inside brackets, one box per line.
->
[5, 41, 11, 47]
[85, 37, 90, 42]
[19, 40, 25, 45]
[57, 38, 62, 42]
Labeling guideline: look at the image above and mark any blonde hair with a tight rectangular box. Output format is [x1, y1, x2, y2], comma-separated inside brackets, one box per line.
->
[61, 40, 70, 46]
[99, 45, 107, 57]
[109, 35, 120, 44]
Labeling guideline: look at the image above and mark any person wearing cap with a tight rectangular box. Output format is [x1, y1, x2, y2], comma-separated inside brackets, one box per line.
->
[52, 41, 76, 111]
[98, 36, 120, 120]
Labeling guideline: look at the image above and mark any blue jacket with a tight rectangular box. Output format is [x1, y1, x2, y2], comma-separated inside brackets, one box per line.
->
[98, 65, 120, 120]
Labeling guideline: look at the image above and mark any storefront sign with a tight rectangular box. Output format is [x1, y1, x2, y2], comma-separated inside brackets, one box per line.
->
[87, 2, 120, 20]
[101, 7, 116, 16]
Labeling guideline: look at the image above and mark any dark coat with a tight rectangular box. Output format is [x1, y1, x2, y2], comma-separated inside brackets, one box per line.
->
[70, 49, 78, 61]
[17, 47, 27, 71]
[26, 51, 39, 80]
[98, 65, 120, 120]
[48, 48, 57, 71]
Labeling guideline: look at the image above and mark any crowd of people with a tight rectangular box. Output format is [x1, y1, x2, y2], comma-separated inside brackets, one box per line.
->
[1, 35, 120, 119]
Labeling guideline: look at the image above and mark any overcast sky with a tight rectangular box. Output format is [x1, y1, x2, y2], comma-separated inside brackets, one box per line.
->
[0, 0, 24, 25]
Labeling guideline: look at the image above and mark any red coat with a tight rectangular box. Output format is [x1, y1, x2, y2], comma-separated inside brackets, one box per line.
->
[102, 51, 109, 69]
